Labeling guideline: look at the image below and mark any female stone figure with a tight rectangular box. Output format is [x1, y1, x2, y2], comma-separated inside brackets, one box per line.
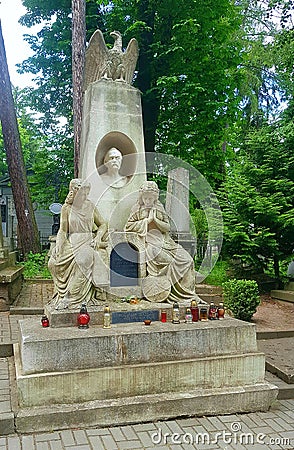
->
[48, 179, 108, 309]
[125, 181, 198, 303]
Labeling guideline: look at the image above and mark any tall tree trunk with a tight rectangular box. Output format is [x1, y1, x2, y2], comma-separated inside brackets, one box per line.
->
[273, 254, 280, 280]
[72, 0, 86, 177]
[0, 19, 40, 256]
[136, 1, 158, 153]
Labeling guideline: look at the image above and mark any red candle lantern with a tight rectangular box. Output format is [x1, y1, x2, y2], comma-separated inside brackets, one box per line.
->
[190, 300, 199, 322]
[161, 309, 167, 323]
[77, 303, 90, 329]
[41, 315, 49, 328]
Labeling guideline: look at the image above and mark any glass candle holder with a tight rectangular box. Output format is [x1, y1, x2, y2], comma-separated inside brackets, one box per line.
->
[218, 302, 225, 319]
[161, 310, 167, 323]
[190, 301, 199, 322]
[41, 315, 49, 327]
[199, 305, 209, 321]
[77, 303, 90, 329]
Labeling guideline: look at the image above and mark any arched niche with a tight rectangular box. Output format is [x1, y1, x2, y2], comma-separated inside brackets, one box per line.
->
[110, 242, 139, 287]
[96, 131, 137, 179]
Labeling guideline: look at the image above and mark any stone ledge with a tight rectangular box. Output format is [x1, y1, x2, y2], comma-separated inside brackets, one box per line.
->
[0, 412, 15, 435]
[257, 330, 294, 339]
[258, 338, 294, 385]
[271, 290, 294, 303]
[15, 383, 278, 434]
[266, 361, 294, 385]
[18, 317, 258, 374]
[0, 266, 24, 283]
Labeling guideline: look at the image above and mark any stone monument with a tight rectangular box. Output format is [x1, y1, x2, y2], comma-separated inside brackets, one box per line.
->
[12, 28, 278, 433]
[166, 167, 196, 256]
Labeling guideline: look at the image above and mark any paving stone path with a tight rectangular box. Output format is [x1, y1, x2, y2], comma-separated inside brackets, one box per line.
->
[0, 393, 293, 449]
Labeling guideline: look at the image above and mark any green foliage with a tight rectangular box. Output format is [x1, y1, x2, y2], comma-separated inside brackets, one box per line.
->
[222, 278, 260, 321]
[204, 260, 229, 286]
[220, 117, 294, 278]
[0, 87, 73, 207]
[20, 251, 52, 279]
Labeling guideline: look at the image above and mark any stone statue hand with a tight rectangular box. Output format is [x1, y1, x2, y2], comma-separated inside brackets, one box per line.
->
[147, 208, 155, 224]
[93, 235, 108, 250]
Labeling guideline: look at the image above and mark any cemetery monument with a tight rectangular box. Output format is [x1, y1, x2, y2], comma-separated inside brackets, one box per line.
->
[12, 29, 278, 433]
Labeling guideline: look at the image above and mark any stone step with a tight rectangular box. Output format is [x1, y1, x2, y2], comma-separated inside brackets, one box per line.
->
[266, 371, 294, 400]
[258, 338, 294, 384]
[195, 284, 223, 295]
[14, 383, 278, 434]
[270, 290, 294, 303]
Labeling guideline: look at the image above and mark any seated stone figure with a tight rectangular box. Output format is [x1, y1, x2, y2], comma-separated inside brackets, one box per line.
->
[100, 147, 129, 187]
[124, 181, 199, 303]
[48, 179, 108, 309]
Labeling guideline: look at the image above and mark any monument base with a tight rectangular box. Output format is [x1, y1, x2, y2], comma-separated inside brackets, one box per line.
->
[14, 316, 278, 432]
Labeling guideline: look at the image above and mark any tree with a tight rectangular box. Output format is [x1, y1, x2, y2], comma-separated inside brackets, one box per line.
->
[72, 0, 86, 176]
[0, 19, 40, 255]
[221, 118, 294, 279]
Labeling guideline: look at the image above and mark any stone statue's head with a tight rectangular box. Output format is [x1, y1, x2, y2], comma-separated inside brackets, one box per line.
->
[138, 181, 159, 206]
[104, 148, 123, 171]
[66, 179, 91, 204]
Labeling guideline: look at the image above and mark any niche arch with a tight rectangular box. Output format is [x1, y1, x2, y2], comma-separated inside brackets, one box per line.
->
[96, 131, 137, 179]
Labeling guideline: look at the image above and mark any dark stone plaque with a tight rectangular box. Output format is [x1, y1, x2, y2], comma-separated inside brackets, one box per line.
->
[112, 309, 159, 324]
[110, 242, 139, 287]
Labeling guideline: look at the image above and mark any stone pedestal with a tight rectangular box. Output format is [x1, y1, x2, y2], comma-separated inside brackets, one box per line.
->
[14, 316, 278, 433]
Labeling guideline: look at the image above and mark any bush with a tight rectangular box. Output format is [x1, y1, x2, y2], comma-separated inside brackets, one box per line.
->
[222, 278, 260, 322]
[21, 251, 52, 279]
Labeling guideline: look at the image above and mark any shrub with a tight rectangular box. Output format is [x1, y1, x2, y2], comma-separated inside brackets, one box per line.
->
[222, 278, 260, 321]
[21, 251, 52, 279]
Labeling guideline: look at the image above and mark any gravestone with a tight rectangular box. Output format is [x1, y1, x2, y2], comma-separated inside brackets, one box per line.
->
[165, 167, 196, 256]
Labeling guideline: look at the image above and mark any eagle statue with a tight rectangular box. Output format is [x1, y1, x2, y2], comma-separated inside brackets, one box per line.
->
[83, 30, 139, 91]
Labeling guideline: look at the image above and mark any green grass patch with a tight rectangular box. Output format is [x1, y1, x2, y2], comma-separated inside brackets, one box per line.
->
[204, 260, 229, 286]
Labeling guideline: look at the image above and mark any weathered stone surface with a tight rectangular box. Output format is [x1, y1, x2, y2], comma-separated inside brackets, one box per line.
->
[18, 317, 258, 375]
[271, 289, 294, 303]
[15, 343, 266, 407]
[79, 80, 146, 231]
[0, 412, 15, 435]
[15, 383, 278, 434]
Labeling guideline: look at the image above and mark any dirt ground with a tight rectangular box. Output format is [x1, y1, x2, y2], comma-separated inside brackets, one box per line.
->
[253, 294, 294, 331]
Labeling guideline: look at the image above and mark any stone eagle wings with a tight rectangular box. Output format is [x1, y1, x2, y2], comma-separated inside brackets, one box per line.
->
[84, 30, 139, 91]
